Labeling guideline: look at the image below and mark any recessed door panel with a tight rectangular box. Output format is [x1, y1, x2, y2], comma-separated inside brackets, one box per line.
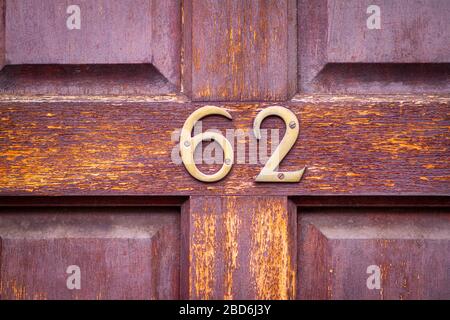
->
[298, 0, 450, 93]
[0, 207, 180, 300]
[298, 208, 450, 300]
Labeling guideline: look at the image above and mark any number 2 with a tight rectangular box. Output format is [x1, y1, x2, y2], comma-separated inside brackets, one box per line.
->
[254, 106, 305, 182]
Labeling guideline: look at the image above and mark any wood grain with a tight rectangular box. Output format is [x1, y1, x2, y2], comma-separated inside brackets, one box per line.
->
[7, 0, 152, 64]
[0, 64, 178, 96]
[327, 0, 450, 63]
[0, 0, 4, 71]
[151, 0, 181, 88]
[0, 95, 448, 196]
[0, 207, 180, 300]
[184, 0, 296, 101]
[183, 196, 296, 299]
[298, 0, 450, 93]
[298, 207, 450, 300]
[0, 196, 187, 207]
[0, 0, 448, 302]
[5, 0, 180, 87]
[293, 196, 450, 208]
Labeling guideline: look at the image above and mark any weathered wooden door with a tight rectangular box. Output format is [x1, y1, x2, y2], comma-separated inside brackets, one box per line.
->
[0, 0, 448, 300]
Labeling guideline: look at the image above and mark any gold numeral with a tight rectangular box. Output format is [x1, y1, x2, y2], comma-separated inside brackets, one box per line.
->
[180, 106, 306, 183]
[180, 106, 234, 182]
[253, 106, 306, 182]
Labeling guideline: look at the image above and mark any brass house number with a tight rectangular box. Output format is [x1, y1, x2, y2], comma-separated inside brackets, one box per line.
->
[180, 106, 306, 183]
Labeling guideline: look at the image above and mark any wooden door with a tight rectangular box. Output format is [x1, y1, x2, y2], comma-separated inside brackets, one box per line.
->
[0, 0, 448, 300]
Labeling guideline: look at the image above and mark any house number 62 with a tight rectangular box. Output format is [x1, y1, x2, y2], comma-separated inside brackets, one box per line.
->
[180, 106, 306, 183]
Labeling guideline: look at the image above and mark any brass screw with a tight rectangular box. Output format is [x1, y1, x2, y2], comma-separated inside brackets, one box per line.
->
[289, 121, 296, 129]
[225, 158, 232, 165]
[278, 173, 285, 180]
[184, 141, 191, 147]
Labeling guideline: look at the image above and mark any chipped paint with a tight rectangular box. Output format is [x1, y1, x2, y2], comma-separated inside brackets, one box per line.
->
[250, 199, 294, 299]
[191, 211, 216, 299]
[223, 198, 240, 300]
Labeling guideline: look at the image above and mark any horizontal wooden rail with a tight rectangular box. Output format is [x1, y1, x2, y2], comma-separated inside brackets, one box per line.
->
[1, 95, 448, 196]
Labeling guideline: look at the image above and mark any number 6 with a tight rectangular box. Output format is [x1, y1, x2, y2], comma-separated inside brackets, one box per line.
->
[180, 106, 234, 182]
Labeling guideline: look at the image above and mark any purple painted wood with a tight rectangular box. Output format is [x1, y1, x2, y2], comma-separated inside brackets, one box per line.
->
[0, 0, 4, 70]
[0, 0, 448, 301]
[299, 0, 450, 93]
[0, 64, 178, 96]
[7, 0, 153, 64]
[4, 0, 180, 86]
[298, 207, 450, 300]
[0, 207, 180, 300]
[184, 0, 297, 101]
[327, 0, 449, 63]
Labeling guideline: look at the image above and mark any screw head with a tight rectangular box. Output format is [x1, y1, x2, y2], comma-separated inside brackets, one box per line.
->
[278, 173, 285, 180]
[225, 158, 232, 165]
[184, 140, 191, 147]
[289, 121, 296, 129]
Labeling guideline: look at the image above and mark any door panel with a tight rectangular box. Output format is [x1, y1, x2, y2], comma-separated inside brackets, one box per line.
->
[1, 0, 181, 91]
[327, 0, 449, 63]
[0, 0, 448, 301]
[0, 207, 180, 300]
[298, 208, 450, 300]
[298, 0, 450, 93]
[7, 0, 154, 64]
